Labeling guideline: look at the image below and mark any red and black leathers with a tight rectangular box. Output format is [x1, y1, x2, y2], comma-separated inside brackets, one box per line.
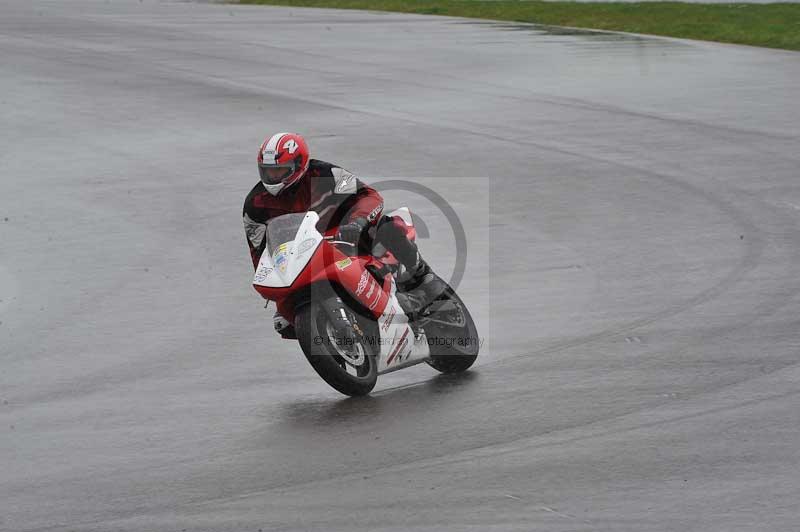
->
[243, 159, 384, 268]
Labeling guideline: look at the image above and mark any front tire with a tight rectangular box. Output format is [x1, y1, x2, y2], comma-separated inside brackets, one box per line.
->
[295, 301, 377, 396]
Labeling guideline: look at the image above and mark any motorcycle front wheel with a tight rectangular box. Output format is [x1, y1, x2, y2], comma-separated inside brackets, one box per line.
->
[295, 300, 377, 396]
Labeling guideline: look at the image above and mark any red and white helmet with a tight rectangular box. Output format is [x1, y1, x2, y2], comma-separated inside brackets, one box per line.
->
[257, 132, 310, 196]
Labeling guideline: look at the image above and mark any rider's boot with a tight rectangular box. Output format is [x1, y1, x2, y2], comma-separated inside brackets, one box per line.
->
[395, 254, 447, 317]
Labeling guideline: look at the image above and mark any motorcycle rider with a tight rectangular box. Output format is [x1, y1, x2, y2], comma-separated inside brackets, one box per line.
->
[243, 132, 445, 339]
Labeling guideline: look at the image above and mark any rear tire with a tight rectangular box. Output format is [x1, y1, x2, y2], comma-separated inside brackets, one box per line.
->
[424, 286, 480, 374]
[295, 301, 377, 396]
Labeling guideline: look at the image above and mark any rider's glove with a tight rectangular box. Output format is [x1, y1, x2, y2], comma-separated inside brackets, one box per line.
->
[336, 217, 368, 246]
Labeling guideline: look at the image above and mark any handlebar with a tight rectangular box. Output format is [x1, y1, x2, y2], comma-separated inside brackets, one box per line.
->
[322, 235, 356, 247]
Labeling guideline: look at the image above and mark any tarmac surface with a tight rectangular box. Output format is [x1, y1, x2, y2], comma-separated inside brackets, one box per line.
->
[2, 1, 800, 531]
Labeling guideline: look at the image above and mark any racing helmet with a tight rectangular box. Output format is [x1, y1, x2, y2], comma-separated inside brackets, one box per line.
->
[257, 132, 310, 196]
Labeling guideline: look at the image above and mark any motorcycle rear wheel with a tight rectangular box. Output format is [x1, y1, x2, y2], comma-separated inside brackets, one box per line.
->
[423, 286, 480, 374]
[296, 300, 377, 396]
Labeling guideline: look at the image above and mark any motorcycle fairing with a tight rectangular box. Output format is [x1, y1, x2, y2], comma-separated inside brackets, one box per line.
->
[253, 212, 322, 289]
[375, 281, 430, 373]
[252, 207, 431, 372]
[254, 213, 392, 321]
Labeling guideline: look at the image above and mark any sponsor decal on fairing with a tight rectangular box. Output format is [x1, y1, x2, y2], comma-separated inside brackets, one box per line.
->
[274, 243, 290, 273]
[365, 279, 375, 299]
[381, 305, 396, 332]
[297, 238, 316, 255]
[385, 328, 410, 366]
[355, 271, 370, 296]
[254, 265, 273, 284]
[368, 289, 381, 310]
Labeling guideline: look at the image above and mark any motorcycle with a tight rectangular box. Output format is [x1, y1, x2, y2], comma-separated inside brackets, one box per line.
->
[252, 207, 480, 396]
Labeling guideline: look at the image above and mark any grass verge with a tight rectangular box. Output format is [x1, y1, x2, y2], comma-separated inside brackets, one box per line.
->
[236, 0, 800, 51]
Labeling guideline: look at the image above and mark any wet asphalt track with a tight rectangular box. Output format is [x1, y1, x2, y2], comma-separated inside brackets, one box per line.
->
[2, 1, 800, 530]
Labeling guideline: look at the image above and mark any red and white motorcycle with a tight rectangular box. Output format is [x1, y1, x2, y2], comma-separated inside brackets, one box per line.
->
[252, 208, 479, 396]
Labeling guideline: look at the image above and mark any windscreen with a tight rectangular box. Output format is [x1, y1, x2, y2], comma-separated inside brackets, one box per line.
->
[265, 212, 307, 256]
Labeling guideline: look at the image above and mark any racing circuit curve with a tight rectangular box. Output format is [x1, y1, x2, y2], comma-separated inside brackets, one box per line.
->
[1, 1, 800, 530]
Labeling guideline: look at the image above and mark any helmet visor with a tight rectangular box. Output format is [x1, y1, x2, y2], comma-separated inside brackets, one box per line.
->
[259, 162, 296, 186]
